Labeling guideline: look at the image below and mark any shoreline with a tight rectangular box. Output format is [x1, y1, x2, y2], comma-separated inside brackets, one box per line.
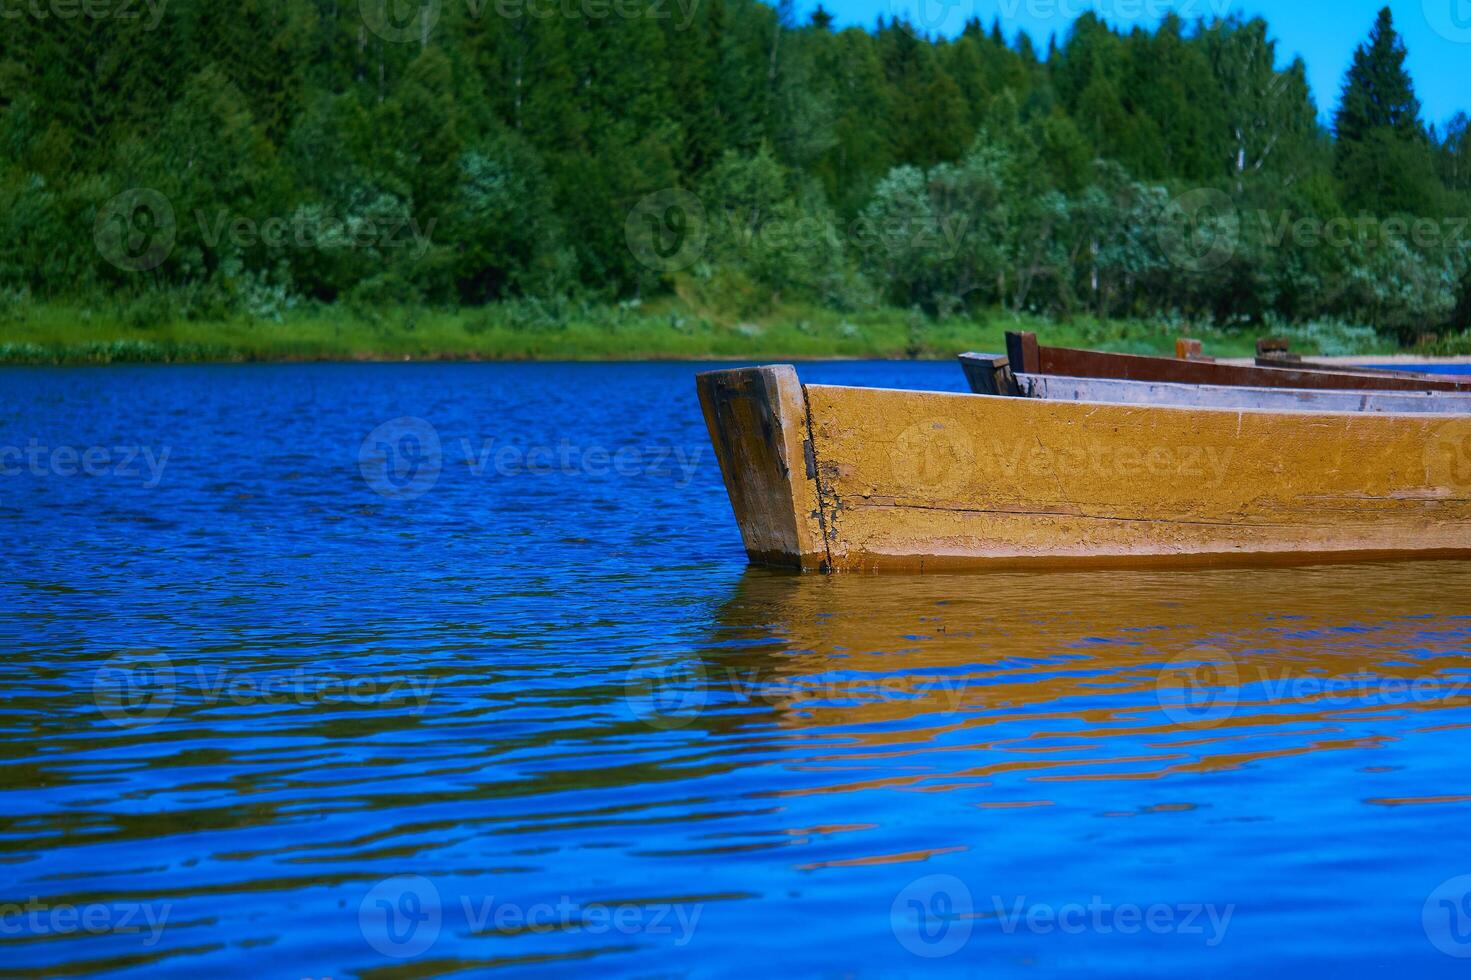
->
[12, 350, 1471, 366]
[7, 349, 1464, 367]
[3, 303, 1458, 366]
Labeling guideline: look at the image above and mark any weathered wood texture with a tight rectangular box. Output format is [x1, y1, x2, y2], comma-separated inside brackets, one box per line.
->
[957, 353, 1019, 396]
[696, 366, 827, 570]
[1255, 355, 1457, 381]
[1018, 373, 1471, 414]
[1007, 332, 1471, 392]
[1006, 331, 1041, 375]
[701, 365, 1471, 572]
[1251, 340, 1444, 380]
[1175, 338, 1211, 361]
[1257, 337, 1293, 358]
[803, 384, 1471, 570]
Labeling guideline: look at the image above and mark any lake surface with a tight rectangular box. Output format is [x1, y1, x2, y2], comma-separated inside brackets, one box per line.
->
[3, 360, 1471, 977]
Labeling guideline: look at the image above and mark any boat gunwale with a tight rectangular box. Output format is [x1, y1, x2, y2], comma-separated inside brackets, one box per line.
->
[1011, 372, 1471, 417]
[803, 378, 1471, 423]
[1002, 331, 1471, 393]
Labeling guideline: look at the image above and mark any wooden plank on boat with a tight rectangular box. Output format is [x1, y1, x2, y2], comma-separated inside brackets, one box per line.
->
[1006, 331, 1040, 374]
[1007, 332, 1471, 392]
[699, 365, 1471, 572]
[1257, 337, 1294, 359]
[696, 365, 826, 570]
[1252, 339, 1445, 379]
[1255, 354, 1458, 382]
[1015, 373, 1471, 414]
[957, 353, 1019, 396]
[1175, 338, 1211, 361]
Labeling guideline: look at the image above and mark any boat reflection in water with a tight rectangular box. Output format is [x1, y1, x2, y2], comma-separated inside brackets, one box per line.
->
[643, 561, 1471, 793]
[619, 562, 1471, 972]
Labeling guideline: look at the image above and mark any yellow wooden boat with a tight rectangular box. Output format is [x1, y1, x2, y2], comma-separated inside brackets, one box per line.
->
[697, 365, 1471, 572]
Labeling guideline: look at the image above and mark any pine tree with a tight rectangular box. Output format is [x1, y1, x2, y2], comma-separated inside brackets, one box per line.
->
[1333, 7, 1423, 148]
[1333, 7, 1441, 214]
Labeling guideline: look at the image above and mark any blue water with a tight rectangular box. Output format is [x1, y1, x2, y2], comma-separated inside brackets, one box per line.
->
[1362, 363, 1471, 375]
[4, 361, 1471, 977]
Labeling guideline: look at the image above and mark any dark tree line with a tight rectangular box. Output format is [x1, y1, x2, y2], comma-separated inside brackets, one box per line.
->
[1, 1, 1467, 339]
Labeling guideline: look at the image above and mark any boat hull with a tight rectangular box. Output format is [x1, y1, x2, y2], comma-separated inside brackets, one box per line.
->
[699, 366, 1471, 572]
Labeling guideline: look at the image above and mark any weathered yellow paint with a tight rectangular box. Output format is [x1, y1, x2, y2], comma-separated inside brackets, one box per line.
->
[697, 365, 1471, 572]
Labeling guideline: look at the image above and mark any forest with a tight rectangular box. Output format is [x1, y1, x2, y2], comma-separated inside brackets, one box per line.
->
[1, 1, 1469, 359]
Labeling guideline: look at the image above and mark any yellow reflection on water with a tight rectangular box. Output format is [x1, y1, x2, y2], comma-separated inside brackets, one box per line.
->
[704, 561, 1471, 792]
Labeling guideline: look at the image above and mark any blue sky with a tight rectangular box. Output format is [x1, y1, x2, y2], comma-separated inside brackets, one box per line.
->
[803, 0, 1470, 130]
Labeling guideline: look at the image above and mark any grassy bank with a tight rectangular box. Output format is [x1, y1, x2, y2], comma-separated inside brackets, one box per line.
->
[0, 298, 1418, 365]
